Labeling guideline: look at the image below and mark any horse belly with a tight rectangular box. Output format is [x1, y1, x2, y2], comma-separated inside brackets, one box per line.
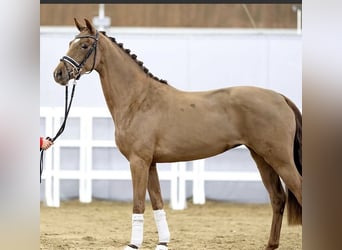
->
[153, 125, 239, 163]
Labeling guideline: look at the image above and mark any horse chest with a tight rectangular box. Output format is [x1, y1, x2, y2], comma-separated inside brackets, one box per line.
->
[114, 126, 154, 160]
[114, 129, 133, 156]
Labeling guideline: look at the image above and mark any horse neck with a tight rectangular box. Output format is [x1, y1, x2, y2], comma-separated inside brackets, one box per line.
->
[95, 38, 150, 122]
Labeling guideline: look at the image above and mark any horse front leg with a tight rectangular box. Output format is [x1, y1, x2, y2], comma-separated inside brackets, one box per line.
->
[124, 157, 150, 250]
[148, 163, 170, 250]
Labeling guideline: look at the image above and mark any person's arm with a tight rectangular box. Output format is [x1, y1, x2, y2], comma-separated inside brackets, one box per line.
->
[40, 137, 43, 149]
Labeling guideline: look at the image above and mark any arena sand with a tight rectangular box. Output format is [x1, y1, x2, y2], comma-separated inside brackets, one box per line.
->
[40, 200, 302, 250]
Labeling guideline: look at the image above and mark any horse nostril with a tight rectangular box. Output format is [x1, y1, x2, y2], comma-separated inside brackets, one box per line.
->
[54, 69, 62, 79]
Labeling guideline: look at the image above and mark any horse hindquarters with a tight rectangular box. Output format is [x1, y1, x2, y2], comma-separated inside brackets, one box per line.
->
[248, 93, 302, 227]
[246, 95, 302, 248]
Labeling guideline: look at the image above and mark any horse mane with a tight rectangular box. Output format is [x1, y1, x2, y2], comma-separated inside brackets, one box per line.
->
[100, 31, 168, 85]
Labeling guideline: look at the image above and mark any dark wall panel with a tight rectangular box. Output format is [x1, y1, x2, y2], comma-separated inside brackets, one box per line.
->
[40, 4, 299, 28]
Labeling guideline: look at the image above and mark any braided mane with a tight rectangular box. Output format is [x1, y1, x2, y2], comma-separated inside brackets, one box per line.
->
[100, 31, 168, 85]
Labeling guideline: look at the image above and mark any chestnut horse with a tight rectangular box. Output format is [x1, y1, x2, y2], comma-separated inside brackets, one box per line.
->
[53, 18, 302, 250]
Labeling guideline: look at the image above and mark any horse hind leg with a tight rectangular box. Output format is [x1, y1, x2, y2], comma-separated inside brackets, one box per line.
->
[249, 149, 286, 250]
[147, 163, 170, 250]
[259, 144, 302, 225]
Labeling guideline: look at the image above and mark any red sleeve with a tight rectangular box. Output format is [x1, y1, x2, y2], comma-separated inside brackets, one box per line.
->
[40, 137, 43, 148]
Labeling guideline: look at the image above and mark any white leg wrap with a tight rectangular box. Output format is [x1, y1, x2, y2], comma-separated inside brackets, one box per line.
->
[129, 213, 144, 248]
[153, 209, 170, 243]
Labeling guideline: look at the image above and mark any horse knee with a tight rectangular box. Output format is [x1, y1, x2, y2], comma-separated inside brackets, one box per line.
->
[151, 200, 164, 210]
[133, 200, 146, 214]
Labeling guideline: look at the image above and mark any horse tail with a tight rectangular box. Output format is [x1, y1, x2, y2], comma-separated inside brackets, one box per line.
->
[283, 95, 302, 225]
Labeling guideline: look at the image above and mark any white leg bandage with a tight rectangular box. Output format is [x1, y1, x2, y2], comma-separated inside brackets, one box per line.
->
[129, 213, 144, 248]
[153, 209, 170, 243]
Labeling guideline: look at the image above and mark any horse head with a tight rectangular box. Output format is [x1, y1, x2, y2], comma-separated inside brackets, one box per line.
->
[53, 18, 100, 85]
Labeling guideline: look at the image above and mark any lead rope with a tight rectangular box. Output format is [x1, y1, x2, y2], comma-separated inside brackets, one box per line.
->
[40, 81, 77, 183]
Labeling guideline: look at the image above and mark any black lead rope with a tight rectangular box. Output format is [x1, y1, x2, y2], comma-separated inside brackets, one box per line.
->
[40, 83, 77, 183]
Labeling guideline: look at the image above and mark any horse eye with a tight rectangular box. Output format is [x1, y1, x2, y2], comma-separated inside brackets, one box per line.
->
[81, 44, 89, 49]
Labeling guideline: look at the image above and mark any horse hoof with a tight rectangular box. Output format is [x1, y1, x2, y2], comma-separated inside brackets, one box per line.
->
[265, 244, 279, 250]
[155, 244, 168, 250]
[124, 245, 139, 250]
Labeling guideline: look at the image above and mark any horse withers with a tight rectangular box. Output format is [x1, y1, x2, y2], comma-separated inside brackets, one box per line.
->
[53, 18, 302, 250]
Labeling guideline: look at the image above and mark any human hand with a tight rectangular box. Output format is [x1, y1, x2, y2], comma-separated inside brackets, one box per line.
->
[41, 138, 53, 150]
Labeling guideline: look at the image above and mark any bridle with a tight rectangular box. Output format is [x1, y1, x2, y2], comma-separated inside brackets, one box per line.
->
[40, 31, 99, 183]
[60, 30, 99, 80]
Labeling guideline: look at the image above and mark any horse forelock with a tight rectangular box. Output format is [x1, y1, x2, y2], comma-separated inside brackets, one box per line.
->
[101, 33, 168, 85]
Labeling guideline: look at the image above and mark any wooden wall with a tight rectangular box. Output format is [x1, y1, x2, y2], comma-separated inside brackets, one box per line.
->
[40, 4, 299, 28]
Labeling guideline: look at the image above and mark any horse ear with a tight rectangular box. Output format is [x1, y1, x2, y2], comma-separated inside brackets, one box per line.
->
[84, 18, 96, 34]
[74, 18, 85, 32]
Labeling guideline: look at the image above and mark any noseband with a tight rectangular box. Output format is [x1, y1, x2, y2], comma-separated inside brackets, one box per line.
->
[60, 31, 99, 80]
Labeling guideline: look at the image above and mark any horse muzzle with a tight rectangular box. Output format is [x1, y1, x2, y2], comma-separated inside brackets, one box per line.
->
[53, 63, 72, 85]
